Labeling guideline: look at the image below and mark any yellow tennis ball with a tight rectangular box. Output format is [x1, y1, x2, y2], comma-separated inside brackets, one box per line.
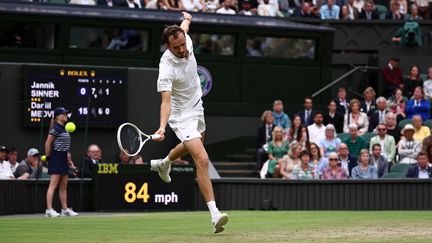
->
[41, 155, 47, 162]
[65, 122, 76, 133]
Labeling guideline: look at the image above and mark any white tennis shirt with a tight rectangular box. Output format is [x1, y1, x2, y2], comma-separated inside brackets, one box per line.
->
[157, 34, 202, 115]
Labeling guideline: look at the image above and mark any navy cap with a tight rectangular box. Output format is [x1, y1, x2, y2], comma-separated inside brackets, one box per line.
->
[54, 107, 70, 117]
[0, 145, 7, 152]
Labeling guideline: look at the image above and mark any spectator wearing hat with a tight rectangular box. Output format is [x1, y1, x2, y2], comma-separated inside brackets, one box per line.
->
[0, 145, 15, 179]
[238, 0, 257, 15]
[14, 148, 42, 179]
[406, 152, 432, 178]
[398, 124, 422, 164]
[44, 107, 78, 217]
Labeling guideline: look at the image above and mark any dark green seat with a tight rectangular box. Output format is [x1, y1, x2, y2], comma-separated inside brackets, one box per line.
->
[337, 133, 350, 141]
[361, 132, 375, 145]
[390, 163, 412, 174]
[398, 119, 412, 129]
[381, 172, 406, 179]
[424, 119, 432, 128]
[375, 5, 387, 20]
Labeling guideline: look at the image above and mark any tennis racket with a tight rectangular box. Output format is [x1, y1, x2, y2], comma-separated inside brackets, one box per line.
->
[117, 123, 161, 157]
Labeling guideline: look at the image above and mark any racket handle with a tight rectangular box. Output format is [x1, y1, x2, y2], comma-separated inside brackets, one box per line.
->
[150, 134, 162, 140]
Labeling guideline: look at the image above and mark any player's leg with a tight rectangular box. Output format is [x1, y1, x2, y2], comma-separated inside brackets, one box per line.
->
[59, 175, 78, 216]
[183, 138, 228, 233]
[45, 174, 60, 217]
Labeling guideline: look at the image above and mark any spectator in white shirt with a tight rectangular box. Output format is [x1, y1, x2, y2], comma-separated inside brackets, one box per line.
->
[423, 67, 432, 100]
[7, 147, 19, 173]
[257, 0, 283, 16]
[307, 112, 326, 145]
[0, 145, 14, 179]
[398, 124, 422, 164]
[216, 0, 236, 14]
[70, 0, 96, 5]
[182, 0, 205, 11]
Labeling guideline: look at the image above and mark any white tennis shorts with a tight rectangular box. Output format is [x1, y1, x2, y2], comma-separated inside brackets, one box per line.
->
[168, 101, 206, 142]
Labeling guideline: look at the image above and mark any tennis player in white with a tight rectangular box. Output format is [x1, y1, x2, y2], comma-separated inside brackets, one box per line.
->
[151, 12, 229, 234]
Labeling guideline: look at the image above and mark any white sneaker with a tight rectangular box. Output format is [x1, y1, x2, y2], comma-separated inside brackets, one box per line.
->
[45, 208, 60, 218]
[61, 208, 78, 217]
[150, 159, 171, 183]
[212, 212, 229, 234]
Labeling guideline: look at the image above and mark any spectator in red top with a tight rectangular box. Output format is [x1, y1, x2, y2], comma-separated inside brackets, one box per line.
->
[382, 57, 403, 97]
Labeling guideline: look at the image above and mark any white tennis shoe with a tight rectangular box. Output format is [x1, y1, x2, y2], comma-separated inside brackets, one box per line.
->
[61, 208, 78, 217]
[212, 212, 229, 234]
[150, 159, 171, 183]
[45, 208, 60, 217]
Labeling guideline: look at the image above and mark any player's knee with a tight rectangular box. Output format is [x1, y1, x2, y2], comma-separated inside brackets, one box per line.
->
[195, 155, 209, 168]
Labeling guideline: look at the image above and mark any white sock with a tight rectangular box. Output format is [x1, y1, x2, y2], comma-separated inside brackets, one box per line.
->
[162, 156, 172, 166]
[207, 201, 220, 219]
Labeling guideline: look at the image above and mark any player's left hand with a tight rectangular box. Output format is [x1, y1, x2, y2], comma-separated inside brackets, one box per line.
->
[154, 127, 166, 142]
[181, 11, 192, 21]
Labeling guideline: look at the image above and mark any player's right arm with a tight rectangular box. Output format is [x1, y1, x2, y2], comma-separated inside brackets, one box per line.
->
[155, 91, 171, 141]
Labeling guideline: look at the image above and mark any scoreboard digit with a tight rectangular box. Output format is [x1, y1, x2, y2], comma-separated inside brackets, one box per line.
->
[23, 65, 127, 128]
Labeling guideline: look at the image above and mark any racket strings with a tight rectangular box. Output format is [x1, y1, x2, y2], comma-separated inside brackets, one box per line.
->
[119, 125, 142, 156]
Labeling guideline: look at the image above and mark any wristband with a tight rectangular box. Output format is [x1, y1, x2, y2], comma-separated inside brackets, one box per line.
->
[184, 17, 192, 22]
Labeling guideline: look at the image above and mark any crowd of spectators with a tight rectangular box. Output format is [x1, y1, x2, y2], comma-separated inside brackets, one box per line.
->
[257, 58, 432, 180]
[20, 0, 432, 20]
[0, 144, 151, 180]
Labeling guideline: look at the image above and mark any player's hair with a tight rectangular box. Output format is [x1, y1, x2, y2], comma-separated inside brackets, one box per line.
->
[162, 25, 185, 45]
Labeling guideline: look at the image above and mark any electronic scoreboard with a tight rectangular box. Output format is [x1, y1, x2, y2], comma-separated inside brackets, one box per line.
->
[24, 65, 127, 128]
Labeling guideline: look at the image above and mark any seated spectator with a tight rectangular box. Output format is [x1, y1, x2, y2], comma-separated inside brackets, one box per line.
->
[334, 87, 350, 115]
[322, 152, 348, 179]
[257, 110, 274, 170]
[80, 144, 104, 178]
[216, 0, 236, 14]
[407, 3, 423, 20]
[368, 96, 388, 132]
[413, 0, 430, 19]
[343, 99, 369, 135]
[238, 0, 256, 15]
[353, 0, 364, 13]
[70, 0, 96, 5]
[358, 0, 379, 20]
[398, 124, 421, 164]
[369, 143, 389, 178]
[369, 123, 396, 164]
[163, 0, 184, 11]
[343, 124, 368, 159]
[67, 151, 78, 178]
[117, 0, 141, 7]
[382, 57, 403, 97]
[272, 100, 291, 131]
[406, 86, 431, 121]
[257, 0, 283, 16]
[404, 65, 423, 98]
[398, 0, 408, 14]
[0, 145, 14, 179]
[119, 150, 132, 165]
[292, 150, 319, 179]
[387, 88, 407, 119]
[340, 5, 352, 19]
[319, 124, 341, 158]
[338, 143, 358, 177]
[14, 148, 42, 180]
[323, 100, 344, 133]
[308, 142, 328, 177]
[360, 87, 376, 117]
[238, 0, 258, 14]
[286, 114, 308, 146]
[345, 0, 359, 20]
[266, 126, 289, 178]
[278, 0, 290, 16]
[296, 96, 316, 126]
[97, 0, 119, 7]
[385, 112, 402, 143]
[279, 141, 302, 179]
[412, 115, 431, 142]
[307, 112, 326, 145]
[293, 2, 315, 17]
[351, 149, 378, 179]
[181, 0, 204, 12]
[423, 67, 432, 99]
[6, 146, 19, 173]
[131, 155, 145, 165]
[392, 21, 423, 47]
[406, 152, 432, 178]
[320, 0, 340, 19]
[385, 0, 404, 20]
